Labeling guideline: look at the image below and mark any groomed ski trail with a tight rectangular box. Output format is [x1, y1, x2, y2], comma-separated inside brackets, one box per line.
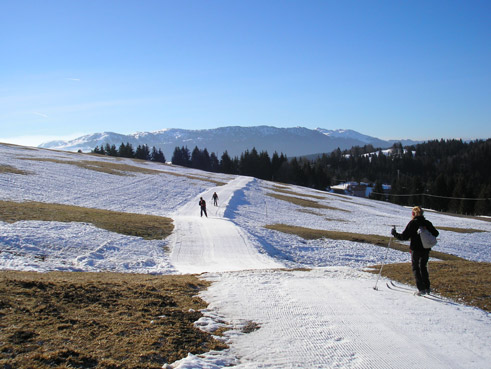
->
[169, 176, 283, 274]
[195, 269, 489, 369]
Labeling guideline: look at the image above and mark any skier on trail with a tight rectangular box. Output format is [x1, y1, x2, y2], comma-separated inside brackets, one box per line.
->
[199, 197, 208, 218]
[212, 192, 219, 206]
[391, 206, 439, 296]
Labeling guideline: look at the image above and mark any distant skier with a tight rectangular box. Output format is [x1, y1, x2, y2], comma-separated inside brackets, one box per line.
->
[212, 192, 219, 206]
[199, 197, 208, 218]
[391, 206, 439, 296]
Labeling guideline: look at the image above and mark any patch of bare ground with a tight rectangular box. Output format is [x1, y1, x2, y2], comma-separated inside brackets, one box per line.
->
[0, 201, 173, 240]
[296, 209, 322, 216]
[371, 261, 491, 312]
[265, 223, 464, 261]
[0, 164, 31, 175]
[436, 226, 487, 234]
[266, 193, 349, 212]
[270, 187, 328, 200]
[0, 271, 227, 369]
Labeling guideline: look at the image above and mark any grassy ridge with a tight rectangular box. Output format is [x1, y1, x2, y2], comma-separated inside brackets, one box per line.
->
[0, 201, 174, 240]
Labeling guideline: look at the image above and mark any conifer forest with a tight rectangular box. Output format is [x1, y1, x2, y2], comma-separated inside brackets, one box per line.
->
[93, 139, 491, 216]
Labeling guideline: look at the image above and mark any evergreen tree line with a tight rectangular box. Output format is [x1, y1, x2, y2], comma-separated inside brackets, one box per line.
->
[92, 143, 166, 163]
[93, 139, 491, 215]
[170, 140, 490, 216]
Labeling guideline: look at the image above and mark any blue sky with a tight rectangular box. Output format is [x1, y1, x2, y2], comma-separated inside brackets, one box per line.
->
[1, 0, 490, 146]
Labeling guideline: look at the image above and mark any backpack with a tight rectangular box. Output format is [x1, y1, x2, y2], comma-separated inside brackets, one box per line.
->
[418, 226, 437, 249]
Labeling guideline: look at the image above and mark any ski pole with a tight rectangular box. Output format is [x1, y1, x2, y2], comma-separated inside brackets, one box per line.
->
[373, 226, 395, 291]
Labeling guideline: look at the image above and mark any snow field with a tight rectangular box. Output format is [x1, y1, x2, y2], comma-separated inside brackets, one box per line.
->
[1, 143, 490, 369]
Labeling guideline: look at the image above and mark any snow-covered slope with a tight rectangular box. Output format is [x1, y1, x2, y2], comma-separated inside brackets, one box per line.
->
[1, 143, 489, 369]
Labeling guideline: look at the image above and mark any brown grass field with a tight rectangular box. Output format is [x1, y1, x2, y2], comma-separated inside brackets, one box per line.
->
[0, 271, 227, 368]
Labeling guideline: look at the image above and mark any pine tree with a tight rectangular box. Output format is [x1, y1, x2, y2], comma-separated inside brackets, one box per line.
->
[371, 181, 384, 201]
[151, 147, 166, 163]
[220, 151, 234, 174]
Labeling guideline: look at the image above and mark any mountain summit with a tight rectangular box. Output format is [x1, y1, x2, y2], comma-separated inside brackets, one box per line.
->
[39, 126, 417, 158]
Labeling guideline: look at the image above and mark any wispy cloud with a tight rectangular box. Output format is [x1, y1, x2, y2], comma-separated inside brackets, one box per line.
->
[66, 78, 81, 82]
[32, 112, 49, 118]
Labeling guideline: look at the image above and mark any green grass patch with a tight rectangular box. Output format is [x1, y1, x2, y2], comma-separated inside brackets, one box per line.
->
[0, 164, 31, 175]
[0, 271, 227, 368]
[0, 201, 173, 240]
[370, 261, 491, 312]
[266, 192, 349, 212]
[265, 223, 464, 261]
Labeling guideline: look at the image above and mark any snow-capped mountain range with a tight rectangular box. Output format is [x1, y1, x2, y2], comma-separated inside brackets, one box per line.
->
[39, 126, 420, 159]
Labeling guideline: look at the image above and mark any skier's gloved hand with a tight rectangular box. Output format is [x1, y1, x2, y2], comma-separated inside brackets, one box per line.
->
[391, 228, 397, 237]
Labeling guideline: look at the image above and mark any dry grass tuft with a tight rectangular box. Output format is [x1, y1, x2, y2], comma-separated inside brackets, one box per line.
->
[371, 261, 491, 312]
[0, 164, 31, 175]
[266, 193, 349, 212]
[437, 226, 486, 234]
[270, 187, 328, 200]
[0, 201, 173, 240]
[0, 271, 227, 368]
[296, 209, 323, 216]
[265, 223, 465, 261]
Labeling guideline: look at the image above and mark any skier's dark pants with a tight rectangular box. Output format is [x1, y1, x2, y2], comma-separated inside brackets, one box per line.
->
[411, 248, 430, 291]
[201, 207, 207, 217]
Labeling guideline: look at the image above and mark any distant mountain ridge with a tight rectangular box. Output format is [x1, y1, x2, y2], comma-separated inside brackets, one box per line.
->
[39, 126, 420, 159]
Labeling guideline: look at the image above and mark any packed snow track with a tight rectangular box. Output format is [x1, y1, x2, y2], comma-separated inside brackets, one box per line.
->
[169, 176, 283, 273]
